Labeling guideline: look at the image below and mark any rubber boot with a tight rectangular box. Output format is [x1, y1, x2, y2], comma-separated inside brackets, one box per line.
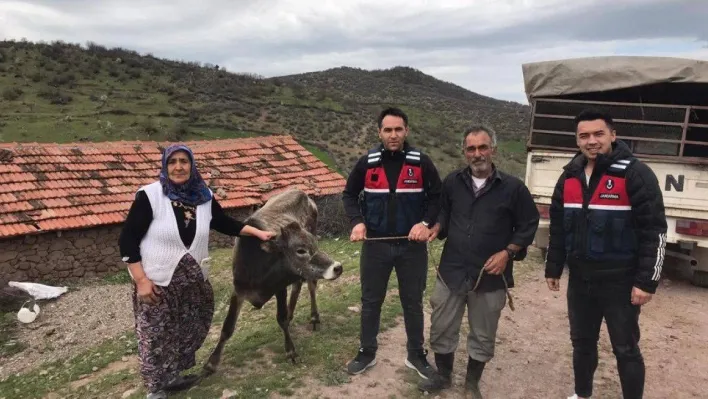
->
[418, 352, 454, 393]
[465, 357, 485, 399]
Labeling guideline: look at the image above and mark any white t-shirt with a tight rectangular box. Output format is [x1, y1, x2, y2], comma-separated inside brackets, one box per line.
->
[471, 176, 487, 194]
[472, 176, 486, 188]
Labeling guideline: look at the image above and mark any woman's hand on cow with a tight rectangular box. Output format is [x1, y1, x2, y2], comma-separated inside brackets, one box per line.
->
[256, 229, 277, 241]
[136, 277, 160, 305]
[240, 225, 276, 241]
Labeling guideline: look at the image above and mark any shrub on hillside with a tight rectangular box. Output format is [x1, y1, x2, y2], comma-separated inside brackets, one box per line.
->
[140, 118, 159, 136]
[166, 120, 190, 141]
[48, 73, 76, 87]
[37, 87, 72, 104]
[1, 87, 22, 101]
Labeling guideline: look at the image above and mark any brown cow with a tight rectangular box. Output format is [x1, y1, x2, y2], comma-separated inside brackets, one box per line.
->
[202, 189, 343, 376]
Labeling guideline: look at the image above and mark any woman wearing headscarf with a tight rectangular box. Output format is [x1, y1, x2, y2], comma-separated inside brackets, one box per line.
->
[119, 144, 275, 399]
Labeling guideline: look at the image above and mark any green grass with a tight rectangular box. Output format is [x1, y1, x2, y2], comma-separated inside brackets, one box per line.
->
[497, 139, 526, 154]
[0, 333, 137, 399]
[303, 144, 340, 172]
[0, 312, 27, 358]
[0, 238, 446, 399]
[268, 86, 345, 112]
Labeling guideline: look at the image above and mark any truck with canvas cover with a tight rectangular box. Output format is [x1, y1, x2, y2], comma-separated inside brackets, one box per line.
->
[521, 56, 708, 287]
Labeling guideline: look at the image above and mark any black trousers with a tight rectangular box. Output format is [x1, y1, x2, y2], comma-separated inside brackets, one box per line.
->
[567, 275, 644, 399]
[359, 239, 428, 355]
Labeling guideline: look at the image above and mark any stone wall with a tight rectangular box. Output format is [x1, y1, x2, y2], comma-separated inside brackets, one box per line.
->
[0, 224, 126, 287]
[0, 195, 348, 287]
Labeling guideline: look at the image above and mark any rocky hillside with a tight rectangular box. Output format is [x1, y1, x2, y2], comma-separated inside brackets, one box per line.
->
[0, 40, 531, 178]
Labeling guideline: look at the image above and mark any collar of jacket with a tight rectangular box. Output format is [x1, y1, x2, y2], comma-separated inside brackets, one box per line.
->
[563, 139, 634, 175]
[376, 141, 412, 158]
[456, 163, 502, 181]
[455, 163, 502, 192]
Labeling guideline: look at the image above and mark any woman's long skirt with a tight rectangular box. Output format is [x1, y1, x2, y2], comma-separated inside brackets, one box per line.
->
[131, 253, 214, 393]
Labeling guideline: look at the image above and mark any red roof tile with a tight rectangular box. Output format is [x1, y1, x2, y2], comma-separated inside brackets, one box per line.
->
[0, 135, 346, 239]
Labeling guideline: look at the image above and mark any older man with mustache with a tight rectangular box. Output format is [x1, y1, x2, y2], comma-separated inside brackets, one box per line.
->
[419, 125, 540, 398]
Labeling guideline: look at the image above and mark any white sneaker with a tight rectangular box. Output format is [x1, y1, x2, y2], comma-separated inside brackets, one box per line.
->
[568, 394, 590, 399]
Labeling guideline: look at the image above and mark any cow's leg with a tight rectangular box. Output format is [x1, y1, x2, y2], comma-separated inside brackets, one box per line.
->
[287, 280, 303, 324]
[277, 288, 298, 363]
[308, 280, 320, 331]
[202, 292, 244, 377]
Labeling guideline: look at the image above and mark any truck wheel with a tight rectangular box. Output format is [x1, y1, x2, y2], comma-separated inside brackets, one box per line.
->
[691, 270, 708, 288]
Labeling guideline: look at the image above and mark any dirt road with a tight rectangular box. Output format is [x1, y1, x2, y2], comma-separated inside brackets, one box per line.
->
[290, 248, 708, 399]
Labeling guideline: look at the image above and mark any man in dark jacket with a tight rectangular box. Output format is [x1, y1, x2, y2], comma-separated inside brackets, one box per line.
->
[418, 125, 540, 398]
[545, 109, 667, 399]
[342, 107, 442, 380]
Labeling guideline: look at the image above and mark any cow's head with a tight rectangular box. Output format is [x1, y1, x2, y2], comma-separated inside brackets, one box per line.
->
[261, 220, 343, 281]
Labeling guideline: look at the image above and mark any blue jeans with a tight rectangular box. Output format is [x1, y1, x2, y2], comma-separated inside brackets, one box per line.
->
[567, 275, 644, 399]
[359, 240, 428, 355]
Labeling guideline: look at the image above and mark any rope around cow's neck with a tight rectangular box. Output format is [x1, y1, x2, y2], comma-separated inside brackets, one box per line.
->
[362, 235, 515, 311]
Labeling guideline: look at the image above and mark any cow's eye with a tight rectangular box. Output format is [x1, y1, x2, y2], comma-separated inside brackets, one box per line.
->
[296, 249, 308, 255]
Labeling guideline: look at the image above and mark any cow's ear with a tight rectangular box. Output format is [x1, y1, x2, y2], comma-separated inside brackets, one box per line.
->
[260, 220, 301, 253]
[281, 220, 302, 237]
[260, 234, 285, 253]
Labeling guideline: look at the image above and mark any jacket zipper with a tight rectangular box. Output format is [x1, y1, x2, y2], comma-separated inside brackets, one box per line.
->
[579, 169, 595, 258]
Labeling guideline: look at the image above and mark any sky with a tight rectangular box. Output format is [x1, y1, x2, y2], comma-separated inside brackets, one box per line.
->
[1, 0, 707, 104]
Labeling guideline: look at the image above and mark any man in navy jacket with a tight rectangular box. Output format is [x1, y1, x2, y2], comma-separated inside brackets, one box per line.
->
[545, 109, 668, 399]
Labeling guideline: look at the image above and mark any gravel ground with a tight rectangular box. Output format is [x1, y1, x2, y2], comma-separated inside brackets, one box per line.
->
[0, 283, 134, 380]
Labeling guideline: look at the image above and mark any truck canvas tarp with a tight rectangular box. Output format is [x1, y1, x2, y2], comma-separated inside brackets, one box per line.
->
[522, 56, 708, 102]
[521, 55, 708, 287]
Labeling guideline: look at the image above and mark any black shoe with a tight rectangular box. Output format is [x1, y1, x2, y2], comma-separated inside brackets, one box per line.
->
[405, 349, 436, 380]
[417, 352, 454, 393]
[164, 373, 200, 392]
[464, 357, 485, 399]
[347, 348, 377, 375]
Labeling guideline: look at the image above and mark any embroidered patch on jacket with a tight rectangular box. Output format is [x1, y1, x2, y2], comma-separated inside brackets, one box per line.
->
[599, 193, 620, 200]
[605, 178, 614, 190]
[403, 179, 418, 184]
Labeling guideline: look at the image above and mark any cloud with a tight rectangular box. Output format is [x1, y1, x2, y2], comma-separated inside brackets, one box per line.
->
[1, 0, 706, 103]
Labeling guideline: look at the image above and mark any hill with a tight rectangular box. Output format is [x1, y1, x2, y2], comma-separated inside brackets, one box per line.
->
[0, 39, 531, 178]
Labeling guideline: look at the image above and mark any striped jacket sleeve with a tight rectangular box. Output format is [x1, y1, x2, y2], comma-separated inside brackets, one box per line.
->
[627, 161, 668, 294]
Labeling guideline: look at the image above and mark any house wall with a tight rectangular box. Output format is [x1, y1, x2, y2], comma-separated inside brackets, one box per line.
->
[0, 208, 252, 287]
[0, 195, 349, 286]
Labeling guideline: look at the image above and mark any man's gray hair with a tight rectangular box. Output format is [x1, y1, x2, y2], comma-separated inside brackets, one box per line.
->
[461, 125, 498, 150]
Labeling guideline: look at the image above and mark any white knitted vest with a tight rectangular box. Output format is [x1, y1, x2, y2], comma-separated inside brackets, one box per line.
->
[138, 181, 212, 286]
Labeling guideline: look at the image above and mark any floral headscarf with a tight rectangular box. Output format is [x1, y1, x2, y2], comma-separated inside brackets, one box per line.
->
[159, 144, 212, 206]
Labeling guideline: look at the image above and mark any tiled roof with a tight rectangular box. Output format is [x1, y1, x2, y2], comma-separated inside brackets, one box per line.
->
[0, 135, 346, 239]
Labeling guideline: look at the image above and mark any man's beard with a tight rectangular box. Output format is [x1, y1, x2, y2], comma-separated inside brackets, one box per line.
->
[469, 158, 490, 176]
